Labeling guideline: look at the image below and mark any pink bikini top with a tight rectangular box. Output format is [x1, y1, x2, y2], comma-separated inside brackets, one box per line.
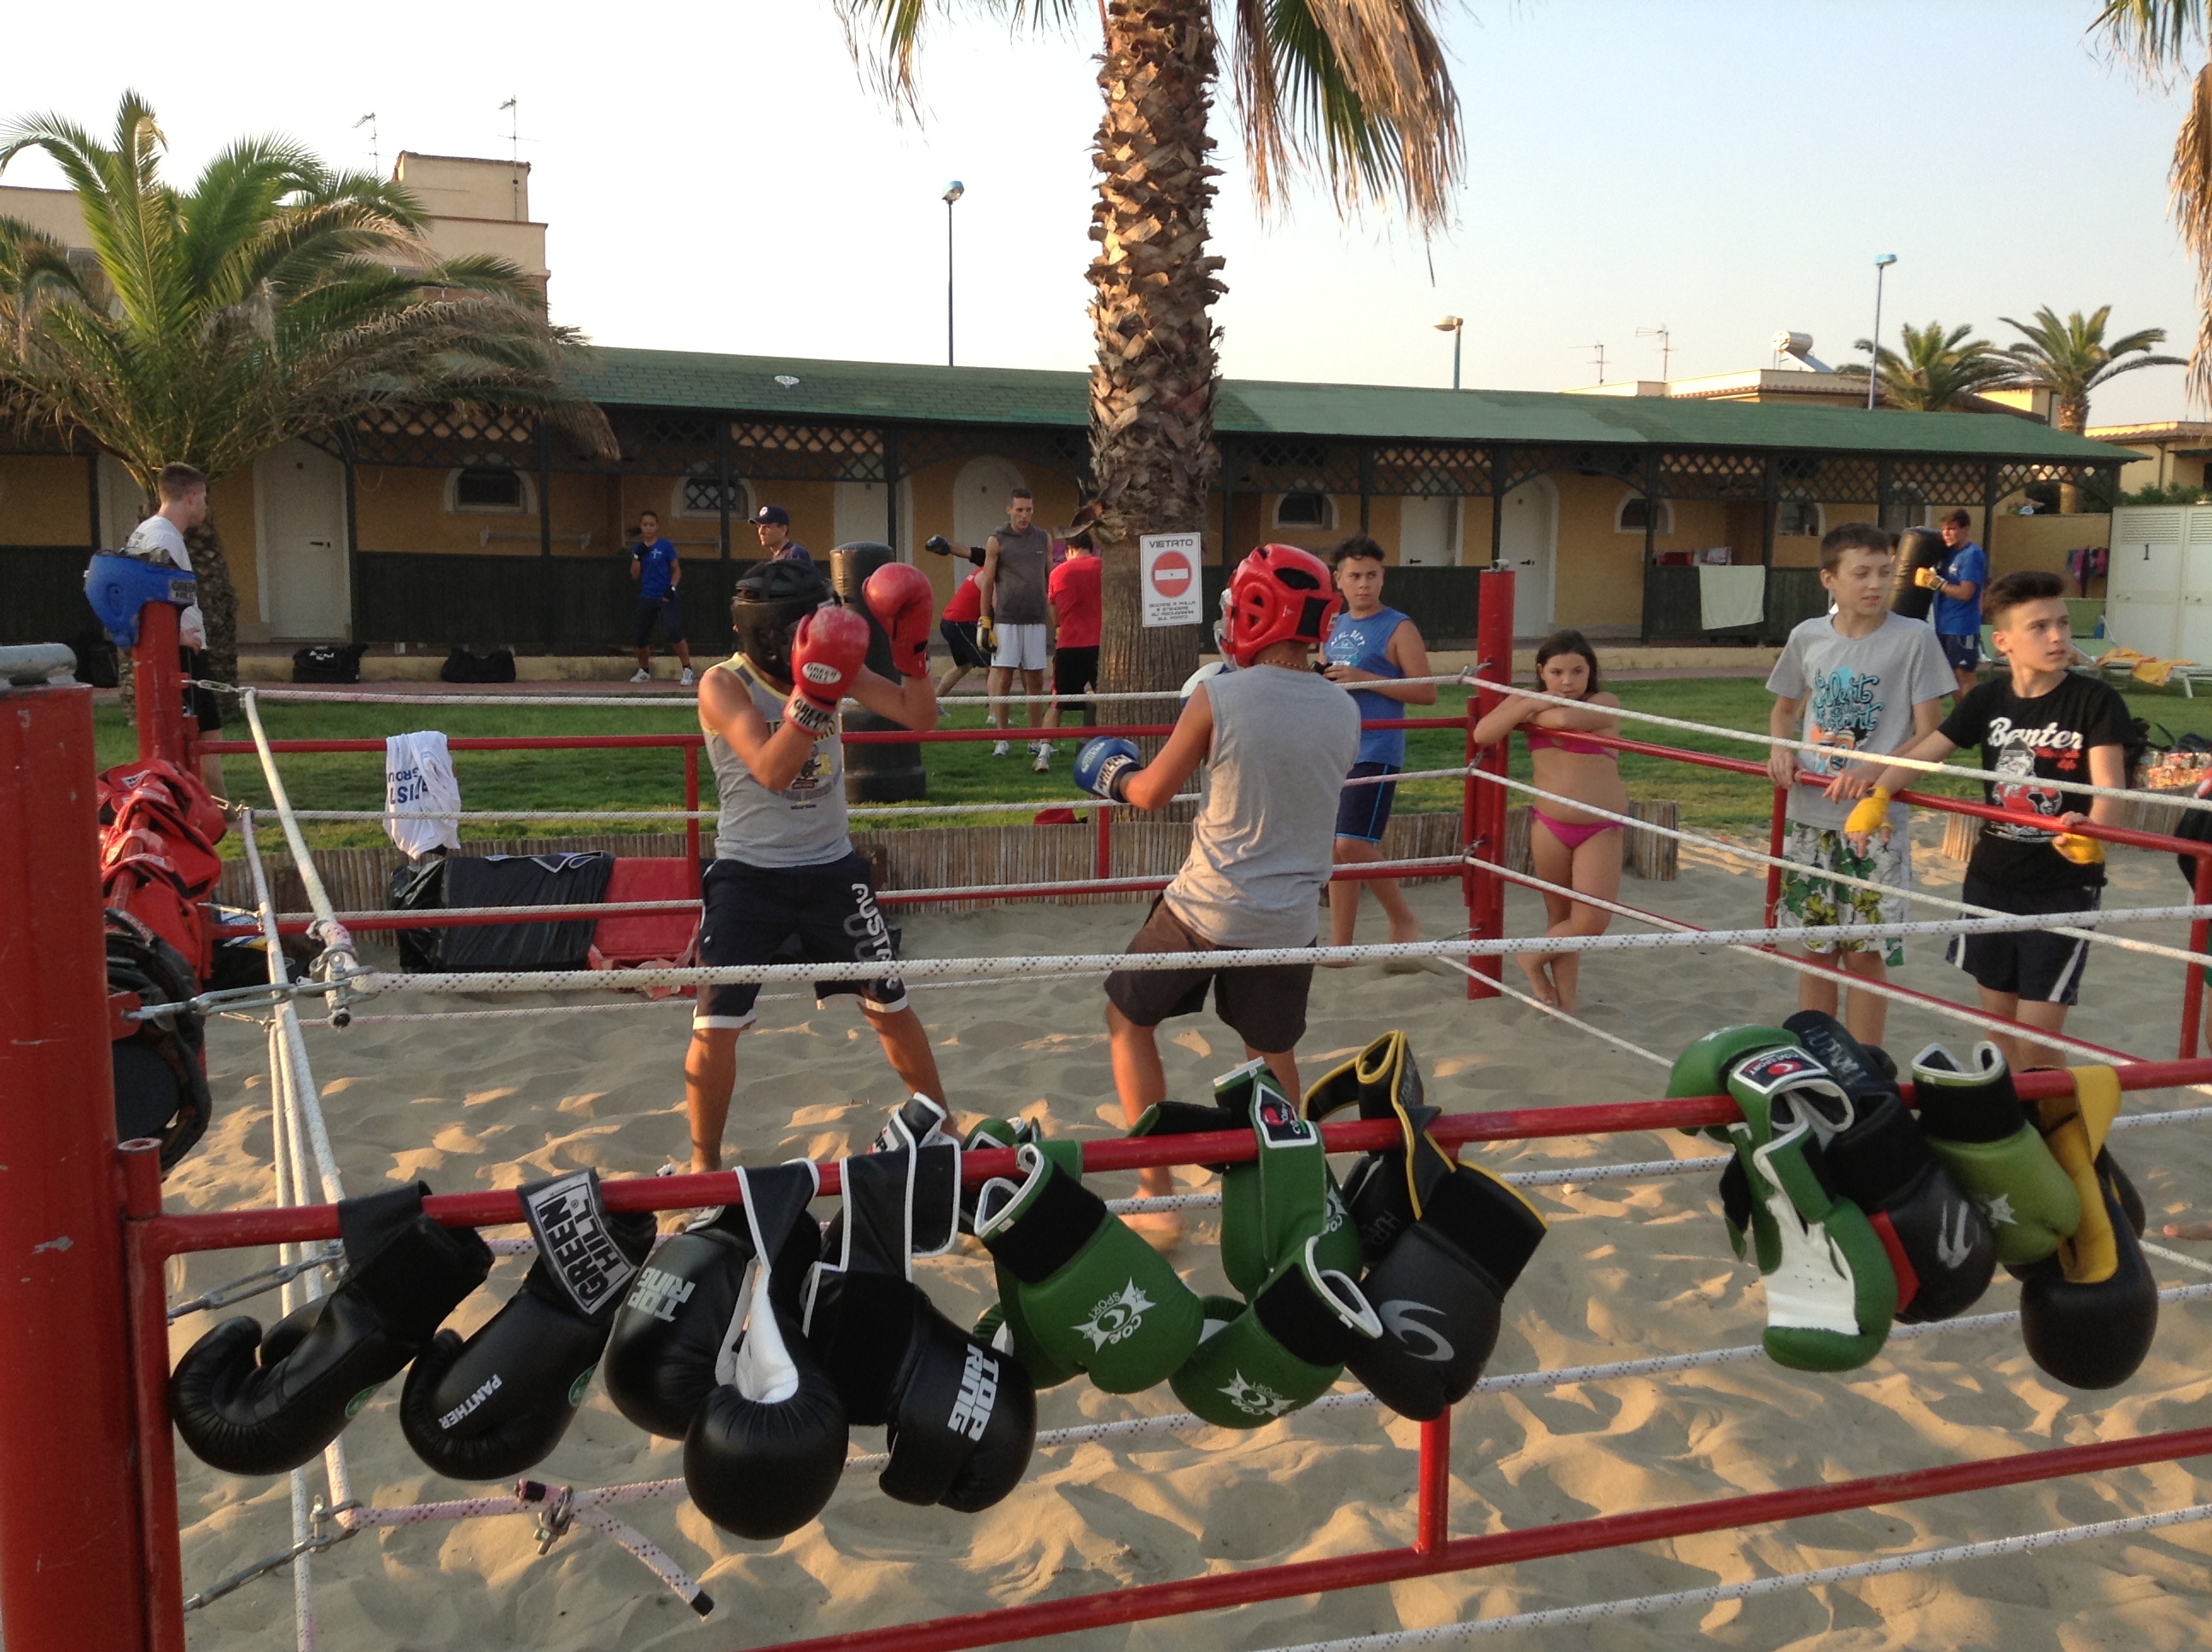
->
[1523, 727, 1616, 759]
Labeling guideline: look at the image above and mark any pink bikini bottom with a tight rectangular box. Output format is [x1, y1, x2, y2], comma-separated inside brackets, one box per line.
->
[1531, 809, 1621, 852]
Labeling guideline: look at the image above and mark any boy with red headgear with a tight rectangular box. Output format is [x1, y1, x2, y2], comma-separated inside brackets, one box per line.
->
[1072, 544, 1359, 1236]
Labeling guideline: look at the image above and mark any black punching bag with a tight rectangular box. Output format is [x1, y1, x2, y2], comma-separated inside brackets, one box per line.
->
[830, 541, 928, 803]
[1889, 527, 1947, 620]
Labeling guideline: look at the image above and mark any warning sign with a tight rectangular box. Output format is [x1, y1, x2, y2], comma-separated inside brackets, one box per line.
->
[1139, 532, 1203, 629]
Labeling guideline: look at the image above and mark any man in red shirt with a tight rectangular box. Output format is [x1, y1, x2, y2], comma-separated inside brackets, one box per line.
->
[1045, 537, 1102, 748]
[935, 570, 988, 697]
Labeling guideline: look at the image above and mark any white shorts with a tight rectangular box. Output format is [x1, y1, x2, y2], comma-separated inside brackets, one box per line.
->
[992, 623, 1049, 672]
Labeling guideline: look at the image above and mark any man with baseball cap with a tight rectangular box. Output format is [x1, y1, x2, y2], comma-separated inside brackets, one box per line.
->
[751, 503, 812, 564]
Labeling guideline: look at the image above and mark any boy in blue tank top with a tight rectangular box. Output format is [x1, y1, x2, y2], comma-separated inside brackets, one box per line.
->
[1322, 538, 1436, 952]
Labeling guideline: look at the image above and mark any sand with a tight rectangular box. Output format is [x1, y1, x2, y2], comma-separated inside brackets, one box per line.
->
[163, 824, 2212, 1650]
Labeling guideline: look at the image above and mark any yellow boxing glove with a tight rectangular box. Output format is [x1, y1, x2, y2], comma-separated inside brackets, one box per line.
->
[1842, 787, 1893, 838]
[1914, 565, 1942, 590]
[978, 614, 998, 653]
[2052, 831, 2105, 867]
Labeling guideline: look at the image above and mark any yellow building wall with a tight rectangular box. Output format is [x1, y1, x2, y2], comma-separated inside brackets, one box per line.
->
[0, 455, 91, 544]
[1990, 511, 2110, 581]
[211, 470, 261, 623]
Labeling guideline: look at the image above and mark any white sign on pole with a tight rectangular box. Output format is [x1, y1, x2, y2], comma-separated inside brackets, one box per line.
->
[1139, 532, 1203, 629]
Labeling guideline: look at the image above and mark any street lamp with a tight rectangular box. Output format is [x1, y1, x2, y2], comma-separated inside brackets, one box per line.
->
[1434, 315, 1464, 391]
[1866, 253, 1897, 411]
[942, 181, 964, 368]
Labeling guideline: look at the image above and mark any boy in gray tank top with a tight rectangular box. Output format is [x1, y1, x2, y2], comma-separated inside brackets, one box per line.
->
[1072, 544, 1359, 1238]
[684, 558, 947, 1175]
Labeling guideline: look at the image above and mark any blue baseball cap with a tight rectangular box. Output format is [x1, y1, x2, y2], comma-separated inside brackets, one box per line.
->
[750, 504, 790, 526]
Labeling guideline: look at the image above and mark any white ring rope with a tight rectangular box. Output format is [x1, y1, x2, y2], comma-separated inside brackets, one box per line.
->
[1472, 674, 2212, 817]
[1481, 768, 2212, 973]
[1254, 1502, 2212, 1651]
[339, 902, 2212, 998]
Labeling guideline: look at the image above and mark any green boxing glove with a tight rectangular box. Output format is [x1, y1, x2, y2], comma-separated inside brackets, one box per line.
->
[1908, 1042, 2081, 1267]
[1170, 1236, 1382, 1428]
[1668, 1024, 1799, 1142]
[973, 1292, 1081, 1391]
[1722, 1043, 1897, 1371]
[1131, 1061, 1359, 1296]
[975, 1143, 1203, 1394]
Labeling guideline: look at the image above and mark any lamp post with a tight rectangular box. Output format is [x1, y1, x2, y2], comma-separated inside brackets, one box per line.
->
[1866, 253, 1897, 411]
[942, 181, 964, 367]
[1434, 315, 1464, 390]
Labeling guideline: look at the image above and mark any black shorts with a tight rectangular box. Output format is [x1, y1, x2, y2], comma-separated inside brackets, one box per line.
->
[1103, 899, 1313, 1054]
[1937, 632, 1980, 673]
[1053, 645, 1098, 699]
[635, 596, 684, 648]
[693, 852, 905, 1030]
[940, 618, 988, 670]
[183, 647, 224, 733]
[1947, 872, 2098, 1005]
[1335, 761, 1400, 842]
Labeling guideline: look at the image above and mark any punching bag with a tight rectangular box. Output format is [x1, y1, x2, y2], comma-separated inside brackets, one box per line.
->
[1889, 528, 1946, 621]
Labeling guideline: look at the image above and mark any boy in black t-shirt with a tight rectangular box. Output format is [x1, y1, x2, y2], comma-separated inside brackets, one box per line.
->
[1845, 569, 2130, 1069]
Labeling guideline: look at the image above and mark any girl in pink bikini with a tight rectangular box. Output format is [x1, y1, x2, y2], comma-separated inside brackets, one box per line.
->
[1471, 630, 1628, 1011]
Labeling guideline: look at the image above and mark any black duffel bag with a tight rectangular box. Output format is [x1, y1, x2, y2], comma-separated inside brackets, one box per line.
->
[293, 643, 367, 683]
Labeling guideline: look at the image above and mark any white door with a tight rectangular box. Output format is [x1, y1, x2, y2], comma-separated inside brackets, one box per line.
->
[834, 480, 896, 553]
[2108, 506, 2183, 655]
[1498, 478, 1556, 635]
[1398, 497, 1460, 567]
[953, 456, 1027, 548]
[256, 440, 351, 638]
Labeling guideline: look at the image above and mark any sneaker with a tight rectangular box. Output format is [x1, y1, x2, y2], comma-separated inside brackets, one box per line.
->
[631, 668, 652, 684]
[679, 667, 696, 687]
[1033, 742, 1051, 772]
[992, 740, 1010, 758]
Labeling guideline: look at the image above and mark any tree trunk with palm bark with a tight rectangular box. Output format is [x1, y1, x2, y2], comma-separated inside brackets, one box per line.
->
[185, 519, 240, 686]
[1091, 0, 1225, 698]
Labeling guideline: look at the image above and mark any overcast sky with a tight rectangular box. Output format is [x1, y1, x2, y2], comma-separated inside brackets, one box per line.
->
[3, 1, 2201, 425]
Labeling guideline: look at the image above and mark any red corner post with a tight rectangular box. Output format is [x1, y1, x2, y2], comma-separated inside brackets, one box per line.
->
[2182, 849, 2212, 1059]
[1464, 568, 1515, 999]
[0, 678, 156, 1652]
[133, 601, 191, 770]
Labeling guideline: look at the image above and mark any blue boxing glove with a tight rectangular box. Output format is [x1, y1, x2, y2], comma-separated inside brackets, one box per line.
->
[1074, 736, 1144, 803]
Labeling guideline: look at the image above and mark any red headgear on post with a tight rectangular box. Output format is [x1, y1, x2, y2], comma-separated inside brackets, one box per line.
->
[1219, 544, 1343, 668]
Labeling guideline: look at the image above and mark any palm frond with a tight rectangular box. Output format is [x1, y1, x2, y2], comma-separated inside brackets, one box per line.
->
[2093, 0, 2209, 73]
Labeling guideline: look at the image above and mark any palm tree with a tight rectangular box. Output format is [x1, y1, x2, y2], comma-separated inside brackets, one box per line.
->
[1837, 320, 2017, 412]
[841, 0, 1459, 693]
[2000, 305, 2183, 508]
[0, 92, 610, 684]
[2096, 4, 2212, 397]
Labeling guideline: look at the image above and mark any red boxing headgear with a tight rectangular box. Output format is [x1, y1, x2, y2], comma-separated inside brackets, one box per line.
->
[1220, 544, 1343, 668]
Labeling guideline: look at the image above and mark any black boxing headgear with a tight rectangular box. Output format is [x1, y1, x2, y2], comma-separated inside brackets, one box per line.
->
[731, 560, 835, 685]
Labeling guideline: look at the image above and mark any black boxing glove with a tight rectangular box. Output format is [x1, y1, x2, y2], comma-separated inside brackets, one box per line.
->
[171, 1183, 493, 1477]
[1823, 1092, 1996, 1324]
[1343, 1160, 1547, 1421]
[807, 1151, 1037, 1510]
[602, 1162, 821, 1441]
[2017, 1077, 2158, 1390]
[399, 1170, 655, 1480]
[682, 1166, 851, 1540]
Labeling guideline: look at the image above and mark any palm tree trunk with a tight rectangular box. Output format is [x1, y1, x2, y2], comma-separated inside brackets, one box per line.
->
[2057, 398, 2088, 514]
[186, 517, 239, 686]
[1090, 0, 1225, 698]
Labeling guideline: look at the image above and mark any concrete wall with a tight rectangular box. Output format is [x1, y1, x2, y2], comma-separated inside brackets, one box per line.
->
[1990, 511, 2110, 585]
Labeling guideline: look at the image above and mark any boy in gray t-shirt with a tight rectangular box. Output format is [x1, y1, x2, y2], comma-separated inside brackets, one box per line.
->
[1764, 521, 1954, 1044]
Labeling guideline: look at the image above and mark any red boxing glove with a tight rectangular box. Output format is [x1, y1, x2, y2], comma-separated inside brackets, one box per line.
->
[864, 561, 935, 678]
[784, 606, 871, 738]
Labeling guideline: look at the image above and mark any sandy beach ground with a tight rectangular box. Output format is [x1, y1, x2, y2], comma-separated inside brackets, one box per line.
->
[166, 823, 2212, 1650]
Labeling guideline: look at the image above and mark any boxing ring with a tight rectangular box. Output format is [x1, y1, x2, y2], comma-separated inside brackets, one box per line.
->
[12, 567, 2212, 1652]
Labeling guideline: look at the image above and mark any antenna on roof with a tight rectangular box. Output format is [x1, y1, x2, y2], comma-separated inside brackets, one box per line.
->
[1637, 323, 1671, 380]
[499, 97, 518, 164]
[1580, 342, 1607, 384]
[353, 112, 379, 177]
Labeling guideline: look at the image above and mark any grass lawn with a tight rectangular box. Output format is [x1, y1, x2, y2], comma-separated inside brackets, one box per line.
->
[110, 673, 2212, 856]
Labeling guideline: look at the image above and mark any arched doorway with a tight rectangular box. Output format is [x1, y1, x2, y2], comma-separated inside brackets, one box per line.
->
[953, 456, 1028, 548]
[1499, 475, 1557, 635]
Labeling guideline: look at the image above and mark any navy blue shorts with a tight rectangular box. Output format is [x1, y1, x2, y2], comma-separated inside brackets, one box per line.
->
[1947, 873, 2097, 1006]
[636, 596, 684, 648]
[1937, 631, 1979, 673]
[1335, 762, 1401, 842]
[693, 852, 905, 1030]
[940, 618, 988, 669]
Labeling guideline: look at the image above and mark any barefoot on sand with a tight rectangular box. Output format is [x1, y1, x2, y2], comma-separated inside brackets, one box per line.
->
[1516, 951, 1560, 1006]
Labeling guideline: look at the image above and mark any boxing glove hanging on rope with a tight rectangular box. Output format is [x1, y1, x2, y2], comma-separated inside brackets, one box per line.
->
[823, 1094, 963, 1262]
[805, 1151, 1036, 1510]
[170, 1182, 493, 1477]
[974, 1143, 1204, 1393]
[1302, 1031, 1460, 1265]
[1784, 1013, 1996, 1324]
[399, 1169, 655, 1480]
[106, 907, 214, 1172]
[684, 1166, 851, 1540]
[602, 1162, 823, 1441]
[1171, 1236, 1382, 1429]
[2017, 1065, 2158, 1389]
[1131, 1059, 1359, 1295]
[962, 1117, 1086, 1390]
[1908, 1042, 2081, 1266]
